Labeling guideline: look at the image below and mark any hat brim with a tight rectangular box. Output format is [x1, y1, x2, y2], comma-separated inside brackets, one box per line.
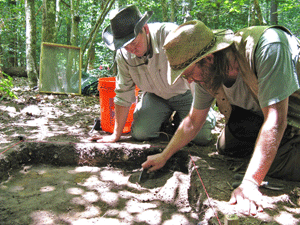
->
[102, 10, 153, 51]
[168, 30, 234, 85]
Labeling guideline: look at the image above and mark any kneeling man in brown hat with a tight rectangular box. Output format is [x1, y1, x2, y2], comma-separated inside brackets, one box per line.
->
[93, 5, 216, 144]
[142, 20, 300, 215]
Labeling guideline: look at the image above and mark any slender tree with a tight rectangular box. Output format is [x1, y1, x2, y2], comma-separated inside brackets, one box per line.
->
[0, 25, 3, 77]
[42, 0, 57, 42]
[161, 0, 168, 22]
[249, 0, 265, 26]
[82, 0, 115, 71]
[8, 0, 18, 67]
[254, 0, 266, 25]
[87, 0, 98, 70]
[70, 0, 80, 46]
[25, 0, 38, 87]
[0, 57, 2, 78]
[40, 0, 58, 92]
[270, 0, 278, 25]
[249, 0, 256, 26]
[170, 0, 175, 22]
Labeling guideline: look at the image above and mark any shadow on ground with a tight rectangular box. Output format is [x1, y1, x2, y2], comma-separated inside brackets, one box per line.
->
[1, 77, 300, 225]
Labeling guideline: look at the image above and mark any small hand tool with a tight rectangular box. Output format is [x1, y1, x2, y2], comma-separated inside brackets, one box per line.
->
[138, 169, 150, 183]
[90, 118, 101, 133]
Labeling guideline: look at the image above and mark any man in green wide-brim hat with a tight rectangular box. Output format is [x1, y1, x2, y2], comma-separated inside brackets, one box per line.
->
[142, 20, 300, 215]
[91, 6, 216, 145]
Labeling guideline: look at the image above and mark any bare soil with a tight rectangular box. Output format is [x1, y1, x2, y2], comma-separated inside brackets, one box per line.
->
[1, 77, 300, 225]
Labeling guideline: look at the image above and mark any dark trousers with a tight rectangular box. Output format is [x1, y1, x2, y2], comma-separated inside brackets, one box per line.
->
[217, 105, 300, 181]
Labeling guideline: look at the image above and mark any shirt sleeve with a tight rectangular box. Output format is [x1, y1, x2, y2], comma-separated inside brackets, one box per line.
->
[114, 51, 137, 107]
[193, 83, 215, 110]
[255, 28, 300, 109]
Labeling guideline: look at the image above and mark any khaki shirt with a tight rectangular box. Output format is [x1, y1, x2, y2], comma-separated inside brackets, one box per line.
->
[114, 23, 190, 107]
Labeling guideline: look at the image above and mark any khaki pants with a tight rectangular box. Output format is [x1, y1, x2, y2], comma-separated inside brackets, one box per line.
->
[131, 90, 216, 145]
[217, 105, 300, 181]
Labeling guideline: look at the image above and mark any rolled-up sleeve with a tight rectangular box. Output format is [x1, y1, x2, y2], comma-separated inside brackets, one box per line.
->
[114, 52, 137, 107]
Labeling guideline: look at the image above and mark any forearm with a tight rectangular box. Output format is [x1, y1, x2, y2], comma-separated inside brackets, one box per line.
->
[142, 107, 210, 171]
[161, 107, 210, 161]
[244, 103, 288, 185]
[113, 104, 131, 139]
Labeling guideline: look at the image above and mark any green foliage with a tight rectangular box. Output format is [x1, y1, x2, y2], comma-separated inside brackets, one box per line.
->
[0, 0, 299, 73]
[0, 0, 26, 67]
[0, 73, 18, 100]
[277, 0, 300, 36]
[191, 0, 250, 30]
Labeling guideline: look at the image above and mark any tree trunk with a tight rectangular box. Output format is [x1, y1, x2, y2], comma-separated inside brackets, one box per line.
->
[184, 0, 193, 23]
[41, 0, 57, 92]
[42, 0, 57, 42]
[161, 0, 168, 22]
[0, 33, 2, 78]
[25, 0, 38, 87]
[253, 0, 265, 25]
[214, 1, 221, 28]
[66, 22, 71, 45]
[82, 0, 115, 72]
[270, 0, 278, 25]
[88, 0, 98, 70]
[70, 0, 79, 46]
[8, 0, 18, 67]
[249, 1, 256, 26]
[0, 58, 3, 78]
[170, 0, 175, 22]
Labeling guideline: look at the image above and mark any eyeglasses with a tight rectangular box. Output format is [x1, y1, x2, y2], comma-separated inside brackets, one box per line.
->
[124, 37, 140, 52]
[181, 65, 197, 80]
[181, 64, 205, 83]
[182, 74, 188, 79]
[120, 29, 151, 67]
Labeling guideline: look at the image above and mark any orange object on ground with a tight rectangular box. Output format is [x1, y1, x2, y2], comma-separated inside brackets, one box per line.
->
[98, 77, 139, 133]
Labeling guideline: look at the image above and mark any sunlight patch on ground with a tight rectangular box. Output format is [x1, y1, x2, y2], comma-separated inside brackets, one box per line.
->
[21, 105, 41, 116]
[100, 169, 130, 185]
[40, 186, 55, 192]
[30, 211, 56, 225]
[80, 174, 111, 192]
[66, 187, 85, 195]
[163, 214, 191, 225]
[136, 209, 162, 224]
[0, 105, 18, 117]
[100, 191, 119, 207]
[72, 166, 101, 173]
[82, 191, 100, 203]
[78, 205, 101, 218]
[126, 200, 158, 213]
[274, 211, 299, 225]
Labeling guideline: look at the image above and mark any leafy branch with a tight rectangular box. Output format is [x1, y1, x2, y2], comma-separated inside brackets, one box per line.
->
[0, 73, 18, 101]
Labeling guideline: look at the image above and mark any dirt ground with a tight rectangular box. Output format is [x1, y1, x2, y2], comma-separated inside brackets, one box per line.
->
[1, 77, 300, 225]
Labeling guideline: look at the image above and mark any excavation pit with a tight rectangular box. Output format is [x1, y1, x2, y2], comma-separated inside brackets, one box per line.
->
[1, 140, 300, 225]
[0, 141, 199, 225]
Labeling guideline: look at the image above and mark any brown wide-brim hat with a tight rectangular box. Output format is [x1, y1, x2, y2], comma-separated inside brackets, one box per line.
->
[163, 20, 234, 85]
[102, 5, 153, 51]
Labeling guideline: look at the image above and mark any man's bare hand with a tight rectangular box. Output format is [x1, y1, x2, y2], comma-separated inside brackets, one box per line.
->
[88, 134, 120, 143]
[141, 153, 167, 172]
[229, 180, 264, 215]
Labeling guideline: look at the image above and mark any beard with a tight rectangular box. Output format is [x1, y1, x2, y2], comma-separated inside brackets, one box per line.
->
[193, 63, 217, 90]
[196, 61, 227, 92]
